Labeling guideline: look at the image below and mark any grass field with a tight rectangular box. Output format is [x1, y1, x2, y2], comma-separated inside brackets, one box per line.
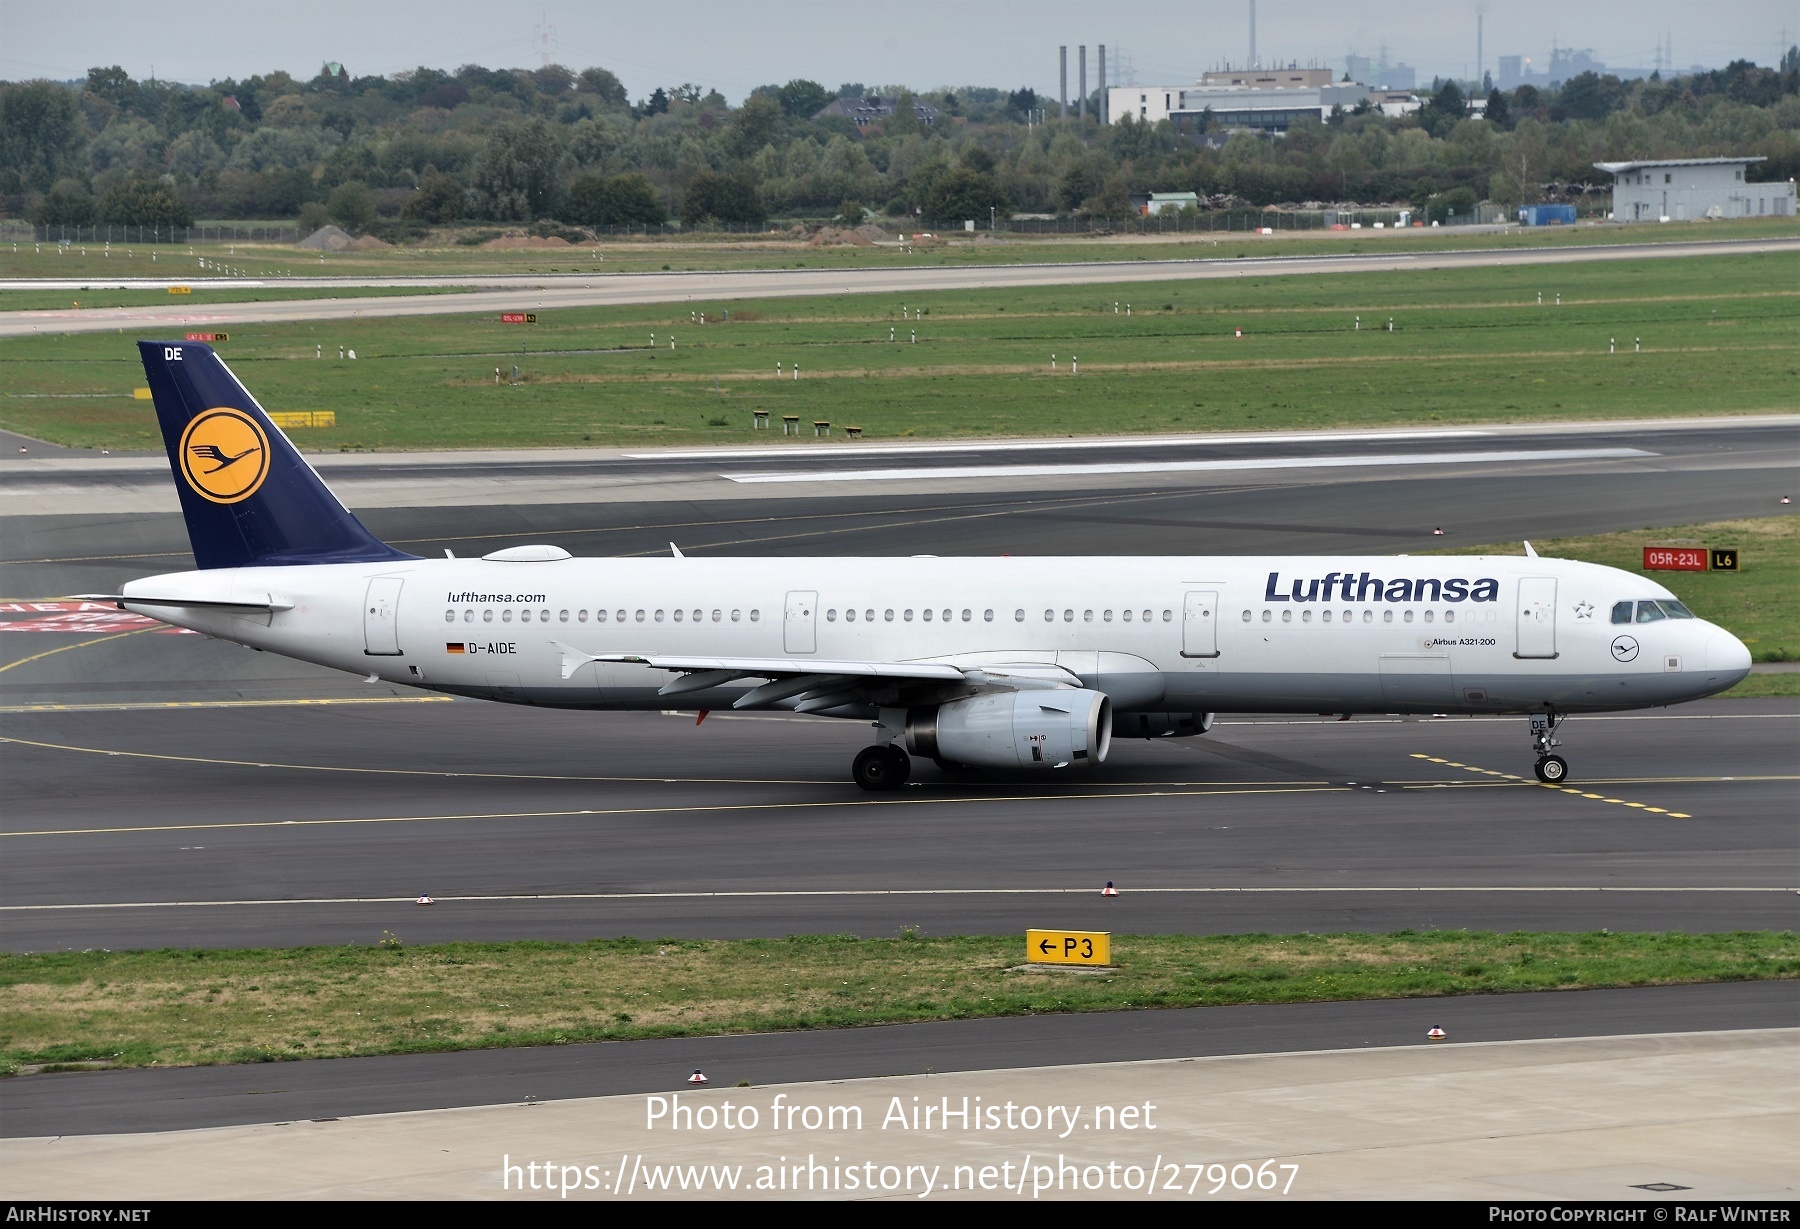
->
[2, 930, 1791, 1073]
[3, 249, 1796, 451]
[5, 216, 1798, 283]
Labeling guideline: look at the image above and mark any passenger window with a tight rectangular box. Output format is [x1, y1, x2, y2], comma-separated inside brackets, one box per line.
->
[559, 610, 569, 623]
[542, 610, 551, 622]
[483, 610, 494, 623]
[1321, 610, 1331, 622]
[962, 609, 972, 622]
[1383, 610, 1393, 623]
[672, 609, 683, 622]
[1103, 610, 1113, 622]
[1612, 601, 1633, 624]
[984, 609, 994, 622]
[1403, 610, 1413, 623]
[1261, 610, 1271, 622]
[1281, 609, 1292, 623]
[921, 608, 932, 621]
[1444, 610, 1455, 623]
[904, 609, 914, 622]
[884, 609, 895, 621]
[751, 610, 761, 621]
[1045, 610, 1054, 622]
[1301, 609, 1312, 623]
[635, 610, 645, 622]
[615, 610, 626, 623]
[863, 609, 873, 622]
[444, 610, 455, 623]
[464, 610, 474, 622]
[502, 609, 514, 622]
[731, 609, 741, 622]
[521, 610, 533, 623]
[827, 609, 837, 621]
[583, 610, 593, 622]
[1014, 609, 1025, 622]
[1363, 610, 1372, 623]
[692, 609, 701, 623]
[1635, 602, 1667, 623]
[1083, 610, 1094, 622]
[1064, 609, 1074, 622]
[1423, 610, 1433, 623]
[655, 610, 665, 622]
[1240, 610, 1250, 622]
[1143, 610, 1153, 622]
[942, 609, 951, 622]
[712, 610, 722, 622]
[1162, 610, 1172, 622]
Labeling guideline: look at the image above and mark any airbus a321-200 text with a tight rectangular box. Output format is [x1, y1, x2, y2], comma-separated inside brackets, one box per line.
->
[88, 341, 1752, 790]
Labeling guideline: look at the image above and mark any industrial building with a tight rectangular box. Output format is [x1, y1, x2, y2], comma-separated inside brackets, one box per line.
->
[1109, 79, 1416, 134]
[1594, 158, 1796, 222]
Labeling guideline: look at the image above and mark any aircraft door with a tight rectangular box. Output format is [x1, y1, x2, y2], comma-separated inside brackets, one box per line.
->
[363, 577, 404, 656]
[1181, 590, 1220, 658]
[784, 590, 818, 654]
[1515, 577, 1559, 659]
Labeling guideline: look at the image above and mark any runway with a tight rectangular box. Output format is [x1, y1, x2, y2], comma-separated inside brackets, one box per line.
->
[5, 235, 1797, 336]
[2, 415, 1795, 952]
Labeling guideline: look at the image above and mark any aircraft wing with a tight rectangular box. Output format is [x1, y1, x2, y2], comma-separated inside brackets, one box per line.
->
[554, 644, 1077, 711]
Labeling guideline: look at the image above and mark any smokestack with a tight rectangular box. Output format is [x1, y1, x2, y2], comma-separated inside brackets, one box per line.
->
[1078, 45, 1086, 120]
[1249, 0, 1257, 69]
[1477, 12, 1484, 90]
[1098, 45, 1107, 123]
[1059, 45, 1067, 117]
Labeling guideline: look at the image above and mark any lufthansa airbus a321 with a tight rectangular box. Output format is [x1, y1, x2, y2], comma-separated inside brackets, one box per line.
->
[85, 341, 1752, 790]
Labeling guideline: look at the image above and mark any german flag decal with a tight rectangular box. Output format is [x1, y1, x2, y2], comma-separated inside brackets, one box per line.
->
[446, 642, 467, 654]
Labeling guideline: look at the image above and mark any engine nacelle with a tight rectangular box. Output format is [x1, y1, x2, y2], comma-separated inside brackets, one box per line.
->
[1112, 711, 1215, 739]
[907, 689, 1112, 770]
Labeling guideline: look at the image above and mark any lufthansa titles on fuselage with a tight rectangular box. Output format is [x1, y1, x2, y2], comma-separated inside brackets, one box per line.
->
[1262, 570, 1501, 604]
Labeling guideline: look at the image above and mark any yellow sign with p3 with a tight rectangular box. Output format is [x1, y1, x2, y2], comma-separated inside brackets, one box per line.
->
[1026, 929, 1111, 966]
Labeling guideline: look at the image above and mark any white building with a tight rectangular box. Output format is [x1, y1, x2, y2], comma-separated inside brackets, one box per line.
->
[1595, 158, 1796, 222]
[1108, 81, 1411, 133]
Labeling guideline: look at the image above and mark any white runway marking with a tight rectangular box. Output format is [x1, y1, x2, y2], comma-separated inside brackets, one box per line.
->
[630, 428, 1492, 461]
[3, 886, 1786, 911]
[720, 447, 1657, 484]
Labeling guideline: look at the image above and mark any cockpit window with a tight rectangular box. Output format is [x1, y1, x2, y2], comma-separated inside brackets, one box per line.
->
[1611, 601, 1635, 624]
[1634, 599, 1695, 622]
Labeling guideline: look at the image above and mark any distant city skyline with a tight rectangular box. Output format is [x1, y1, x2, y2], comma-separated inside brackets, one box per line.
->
[2, 0, 1793, 100]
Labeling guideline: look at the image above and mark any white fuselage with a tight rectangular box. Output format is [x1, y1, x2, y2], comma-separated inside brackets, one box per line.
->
[123, 554, 1751, 718]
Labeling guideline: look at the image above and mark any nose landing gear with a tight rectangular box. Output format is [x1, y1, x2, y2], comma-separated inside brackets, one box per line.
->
[1530, 711, 1569, 783]
[852, 743, 911, 791]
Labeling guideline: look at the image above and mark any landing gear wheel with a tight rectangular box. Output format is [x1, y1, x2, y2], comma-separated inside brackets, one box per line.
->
[1534, 755, 1569, 784]
[853, 745, 911, 792]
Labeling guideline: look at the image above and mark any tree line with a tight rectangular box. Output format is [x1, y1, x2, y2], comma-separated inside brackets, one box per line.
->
[2, 54, 1795, 236]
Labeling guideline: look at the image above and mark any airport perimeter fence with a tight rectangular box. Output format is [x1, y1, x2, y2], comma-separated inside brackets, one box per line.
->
[4, 223, 304, 245]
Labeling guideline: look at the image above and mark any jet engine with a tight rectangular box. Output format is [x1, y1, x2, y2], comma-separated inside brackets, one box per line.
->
[906, 689, 1111, 770]
[1112, 711, 1215, 739]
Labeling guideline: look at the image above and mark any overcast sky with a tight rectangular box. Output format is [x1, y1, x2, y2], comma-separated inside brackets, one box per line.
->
[2, 0, 1794, 98]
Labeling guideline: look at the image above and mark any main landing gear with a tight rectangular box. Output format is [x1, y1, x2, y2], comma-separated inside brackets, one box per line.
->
[852, 743, 911, 791]
[1530, 711, 1569, 784]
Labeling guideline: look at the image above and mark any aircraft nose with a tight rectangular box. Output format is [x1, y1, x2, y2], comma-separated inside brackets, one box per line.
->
[1706, 625, 1752, 682]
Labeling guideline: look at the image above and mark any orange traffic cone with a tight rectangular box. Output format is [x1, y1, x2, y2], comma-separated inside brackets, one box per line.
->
[1427, 1026, 1446, 1039]
[1101, 881, 1118, 897]
[415, 894, 434, 905]
[688, 1070, 708, 1085]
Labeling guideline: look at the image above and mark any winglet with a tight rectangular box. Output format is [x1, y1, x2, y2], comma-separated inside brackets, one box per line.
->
[1523, 540, 1539, 558]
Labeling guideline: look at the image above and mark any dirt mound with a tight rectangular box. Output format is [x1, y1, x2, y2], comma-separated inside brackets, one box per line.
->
[808, 226, 873, 247]
[480, 235, 573, 250]
[296, 225, 353, 252]
[350, 234, 394, 250]
[854, 223, 890, 242]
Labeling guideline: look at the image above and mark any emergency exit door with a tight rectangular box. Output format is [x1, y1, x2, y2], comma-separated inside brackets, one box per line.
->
[363, 577, 404, 655]
[1515, 577, 1558, 659]
[1181, 590, 1220, 658]
[784, 590, 817, 653]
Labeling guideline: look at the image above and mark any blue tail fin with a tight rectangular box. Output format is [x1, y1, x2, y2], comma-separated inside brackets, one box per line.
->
[138, 340, 413, 570]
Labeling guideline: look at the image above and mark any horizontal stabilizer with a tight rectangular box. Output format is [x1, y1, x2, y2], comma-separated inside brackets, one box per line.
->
[72, 593, 293, 612]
